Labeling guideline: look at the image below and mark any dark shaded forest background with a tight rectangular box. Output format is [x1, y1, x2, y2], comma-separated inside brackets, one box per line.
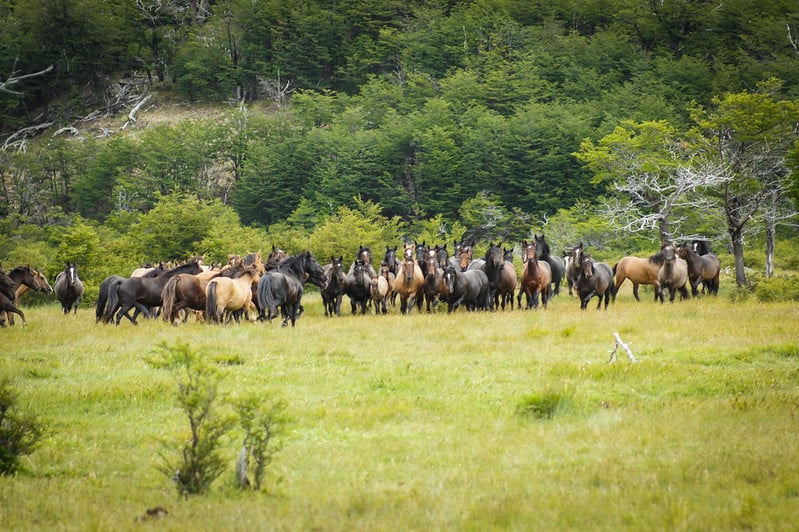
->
[1, 0, 798, 299]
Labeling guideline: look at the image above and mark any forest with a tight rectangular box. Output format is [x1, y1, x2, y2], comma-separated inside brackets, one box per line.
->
[1, 0, 798, 297]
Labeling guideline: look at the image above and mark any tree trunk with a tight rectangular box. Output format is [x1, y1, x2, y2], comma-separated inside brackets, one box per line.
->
[730, 228, 747, 286]
[658, 215, 671, 246]
[765, 219, 775, 278]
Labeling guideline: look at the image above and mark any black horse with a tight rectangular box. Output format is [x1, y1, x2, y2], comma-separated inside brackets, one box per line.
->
[535, 234, 565, 297]
[481, 242, 504, 310]
[103, 261, 202, 325]
[54, 262, 84, 315]
[575, 254, 615, 310]
[258, 251, 327, 327]
[346, 260, 372, 315]
[442, 265, 490, 313]
[383, 246, 401, 276]
[321, 256, 349, 317]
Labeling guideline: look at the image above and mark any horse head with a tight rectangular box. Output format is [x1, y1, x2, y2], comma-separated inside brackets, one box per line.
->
[662, 243, 676, 264]
[403, 242, 415, 261]
[402, 257, 416, 283]
[503, 247, 514, 264]
[521, 241, 537, 263]
[534, 234, 551, 259]
[304, 252, 328, 289]
[34, 269, 53, 294]
[579, 254, 594, 278]
[435, 245, 448, 268]
[485, 242, 504, 270]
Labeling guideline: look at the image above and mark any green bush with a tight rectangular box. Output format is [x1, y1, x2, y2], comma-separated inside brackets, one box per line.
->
[148, 343, 234, 496]
[755, 275, 799, 302]
[0, 378, 44, 475]
[515, 391, 573, 420]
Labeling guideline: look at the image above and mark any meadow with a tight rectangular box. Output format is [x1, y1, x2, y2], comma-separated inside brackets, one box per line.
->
[1, 286, 798, 531]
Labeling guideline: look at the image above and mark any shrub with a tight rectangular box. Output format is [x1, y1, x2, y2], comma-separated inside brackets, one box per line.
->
[0, 378, 43, 475]
[754, 275, 799, 302]
[234, 395, 286, 491]
[515, 391, 572, 420]
[148, 342, 234, 496]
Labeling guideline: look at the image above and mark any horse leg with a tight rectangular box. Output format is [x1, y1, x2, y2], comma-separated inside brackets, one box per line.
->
[581, 290, 595, 310]
[632, 282, 641, 302]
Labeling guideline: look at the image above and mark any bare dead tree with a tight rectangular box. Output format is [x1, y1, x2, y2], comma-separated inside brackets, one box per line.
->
[600, 159, 728, 245]
[0, 58, 53, 96]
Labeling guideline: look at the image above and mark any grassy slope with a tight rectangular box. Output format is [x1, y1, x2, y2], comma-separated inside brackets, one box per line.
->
[1, 289, 798, 531]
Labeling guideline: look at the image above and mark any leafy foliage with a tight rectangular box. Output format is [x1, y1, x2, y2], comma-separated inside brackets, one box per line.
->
[148, 342, 234, 496]
[0, 378, 43, 475]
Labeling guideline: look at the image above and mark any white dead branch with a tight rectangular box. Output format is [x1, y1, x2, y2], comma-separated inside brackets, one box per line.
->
[609, 332, 637, 364]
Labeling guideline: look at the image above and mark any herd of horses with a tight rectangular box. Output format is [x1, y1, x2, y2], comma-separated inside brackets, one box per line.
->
[0, 237, 722, 327]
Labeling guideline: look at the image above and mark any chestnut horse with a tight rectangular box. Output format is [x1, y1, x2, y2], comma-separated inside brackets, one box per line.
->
[518, 240, 552, 309]
[494, 248, 517, 310]
[160, 267, 222, 324]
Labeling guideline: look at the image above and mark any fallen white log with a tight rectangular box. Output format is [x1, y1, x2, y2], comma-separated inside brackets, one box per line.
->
[609, 332, 637, 364]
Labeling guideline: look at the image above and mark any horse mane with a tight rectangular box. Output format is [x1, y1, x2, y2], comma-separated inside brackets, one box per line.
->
[165, 261, 201, 276]
[648, 250, 666, 265]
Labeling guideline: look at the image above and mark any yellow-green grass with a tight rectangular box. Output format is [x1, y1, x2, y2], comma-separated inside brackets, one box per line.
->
[1, 289, 798, 531]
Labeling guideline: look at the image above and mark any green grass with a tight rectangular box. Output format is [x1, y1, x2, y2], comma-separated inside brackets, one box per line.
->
[1, 291, 798, 530]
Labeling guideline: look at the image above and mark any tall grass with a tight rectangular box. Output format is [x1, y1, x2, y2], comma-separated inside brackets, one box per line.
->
[1, 291, 798, 530]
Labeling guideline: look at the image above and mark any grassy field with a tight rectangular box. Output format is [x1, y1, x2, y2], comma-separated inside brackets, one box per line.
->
[1, 287, 798, 531]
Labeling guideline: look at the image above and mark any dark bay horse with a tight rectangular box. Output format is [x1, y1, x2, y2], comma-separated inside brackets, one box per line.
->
[423, 248, 446, 312]
[535, 234, 565, 297]
[258, 251, 327, 327]
[347, 260, 372, 315]
[612, 249, 665, 301]
[480, 243, 504, 310]
[495, 248, 517, 310]
[657, 244, 689, 303]
[2, 266, 52, 325]
[565, 242, 584, 296]
[54, 262, 84, 315]
[321, 256, 349, 317]
[676, 243, 720, 296]
[103, 260, 203, 325]
[160, 268, 222, 325]
[519, 240, 552, 309]
[0, 266, 41, 326]
[576, 255, 615, 310]
[442, 265, 490, 313]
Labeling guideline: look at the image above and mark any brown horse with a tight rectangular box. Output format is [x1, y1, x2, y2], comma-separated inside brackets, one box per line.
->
[565, 242, 584, 296]
[494, 248, 517, 310]
[0, 265, 41, 326]
[518, 240, 552, 309]
[2, 268, 52, 325]
[612, 249, 665, 301]
[676, 243, 720, 296]
[205, 265, 260, 324]
[657, 244, 690, 303]
[423, 248, 446, 312]
[160, 267, 222, 325]
[394, 254, 425, 314]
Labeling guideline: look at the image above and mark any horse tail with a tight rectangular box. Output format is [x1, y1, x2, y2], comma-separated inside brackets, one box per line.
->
[161, 275, 179, 323]
[95, 278, 109, 323]
[103, 279, 123, 324]
[257, 273, 276, 320]
[206, 281, 218, 323]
